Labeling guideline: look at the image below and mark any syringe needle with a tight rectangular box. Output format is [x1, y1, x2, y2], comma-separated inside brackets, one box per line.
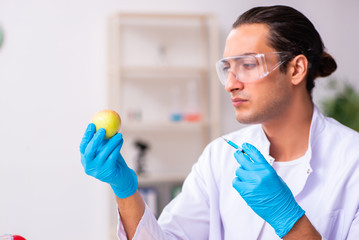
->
[221, 137, 243, 152]
[221, 137, 254, 162]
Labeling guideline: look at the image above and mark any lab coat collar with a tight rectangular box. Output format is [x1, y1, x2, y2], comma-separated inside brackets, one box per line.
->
[236, 106, 325, 239]
[256, 105, 323, 162]
[254, 105, 326, 196]
[309, 105, 326, 147]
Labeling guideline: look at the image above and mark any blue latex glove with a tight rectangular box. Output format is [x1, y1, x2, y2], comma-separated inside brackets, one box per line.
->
[80, 123, 138, 199]
[232, 143, 305, 238]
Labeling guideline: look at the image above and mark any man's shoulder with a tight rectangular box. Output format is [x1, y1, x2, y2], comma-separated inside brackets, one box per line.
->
[313, 106, 359, 141]
[317, 114, 359, 161]
[321, 114, 359, 140]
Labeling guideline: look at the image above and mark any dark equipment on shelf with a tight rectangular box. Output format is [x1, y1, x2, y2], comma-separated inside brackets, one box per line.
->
[134, 140, 149, 175]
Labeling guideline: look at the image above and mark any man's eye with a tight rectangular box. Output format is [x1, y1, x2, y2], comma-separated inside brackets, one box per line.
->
[241, 62, 257, 69]
[222, 65, 230, 72]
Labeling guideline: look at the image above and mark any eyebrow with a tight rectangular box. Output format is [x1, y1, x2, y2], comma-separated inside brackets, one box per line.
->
[241, 52, 257, 56]
[220, 52, 258, 63]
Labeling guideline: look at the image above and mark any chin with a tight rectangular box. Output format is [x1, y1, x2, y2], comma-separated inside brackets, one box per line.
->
[235, 111, 261, 125]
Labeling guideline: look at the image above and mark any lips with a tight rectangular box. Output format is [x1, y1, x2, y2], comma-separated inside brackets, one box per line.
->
[231, 97, 248, 107]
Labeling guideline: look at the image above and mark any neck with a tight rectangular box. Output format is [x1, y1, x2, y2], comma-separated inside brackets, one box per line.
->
[263, 97, 314, 162]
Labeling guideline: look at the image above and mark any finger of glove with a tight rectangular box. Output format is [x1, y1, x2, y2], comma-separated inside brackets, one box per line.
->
[80, 123, 96, 154]
[95, 133, 124, 166]
[234, 150, 255, 170]
[235, 166, 256, 182]
[95, 139, 109, 156]
[242, 143, 268, 164]
[98, 143, 122, 183]
[232, 177, 249, 195]
[84, 128, 106, 161]
[101, 136, 123, 171]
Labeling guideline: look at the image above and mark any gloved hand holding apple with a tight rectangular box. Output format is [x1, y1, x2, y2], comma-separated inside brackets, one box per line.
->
[80, 110, 138, 199]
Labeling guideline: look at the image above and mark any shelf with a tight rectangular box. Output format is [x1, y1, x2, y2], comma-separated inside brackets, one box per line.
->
[138, 172, 187, 184]
[107, 12, 220, 219]
[108, 66, 208, 79]
[122, 121, 208, 133]
[122, 66, 207, 75]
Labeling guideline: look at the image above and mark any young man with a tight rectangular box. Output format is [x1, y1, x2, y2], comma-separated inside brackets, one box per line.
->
[80, 5, 359, 239]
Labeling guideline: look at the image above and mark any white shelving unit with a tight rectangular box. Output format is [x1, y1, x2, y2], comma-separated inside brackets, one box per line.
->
[107, 12, 220, 216]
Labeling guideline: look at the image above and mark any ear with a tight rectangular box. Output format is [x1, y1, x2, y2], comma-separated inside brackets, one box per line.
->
[288, 54, 308, 86]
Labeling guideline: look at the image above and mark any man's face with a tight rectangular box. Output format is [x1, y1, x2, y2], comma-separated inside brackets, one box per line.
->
[223, 23, 292, 125]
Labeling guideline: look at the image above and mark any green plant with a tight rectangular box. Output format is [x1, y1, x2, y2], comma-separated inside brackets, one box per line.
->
[321, 78, 359, 132]
[0, 25, 4, 49]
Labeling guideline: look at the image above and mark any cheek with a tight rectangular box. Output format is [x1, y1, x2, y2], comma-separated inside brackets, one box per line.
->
[248, 78, 291, 115]
[258, 80, 292, 111]
[247, 82, 275, 105]
[254, 75, 290, 99]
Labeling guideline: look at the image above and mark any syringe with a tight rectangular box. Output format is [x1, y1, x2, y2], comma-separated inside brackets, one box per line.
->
[221, 137, 244, 152]
[221, 137, 254, 162]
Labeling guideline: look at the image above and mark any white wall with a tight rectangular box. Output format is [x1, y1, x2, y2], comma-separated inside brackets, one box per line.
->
[0, 0, 358, 239]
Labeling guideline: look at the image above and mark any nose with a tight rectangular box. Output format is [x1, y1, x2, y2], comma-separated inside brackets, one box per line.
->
[224, 71, 244, 93]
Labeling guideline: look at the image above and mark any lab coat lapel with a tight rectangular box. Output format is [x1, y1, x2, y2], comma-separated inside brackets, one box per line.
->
[293, 106, 324, 197]
[248, 211, 266, 239]
[232, 195, 266, 239]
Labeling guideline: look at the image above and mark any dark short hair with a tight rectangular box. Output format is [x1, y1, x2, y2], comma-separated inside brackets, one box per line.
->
[233, 5, 337, 95]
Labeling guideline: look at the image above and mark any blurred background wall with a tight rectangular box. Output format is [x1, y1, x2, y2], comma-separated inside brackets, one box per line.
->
[0, 0, 358, 239]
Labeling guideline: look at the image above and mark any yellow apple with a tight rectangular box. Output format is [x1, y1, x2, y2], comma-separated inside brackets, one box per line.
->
[91, 110, 121, 139]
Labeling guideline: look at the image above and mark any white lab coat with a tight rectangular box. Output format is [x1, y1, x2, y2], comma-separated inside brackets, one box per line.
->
[117, 106, 359, 239]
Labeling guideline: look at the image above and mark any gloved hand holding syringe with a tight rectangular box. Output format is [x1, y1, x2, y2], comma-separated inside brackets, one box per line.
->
[222, 136, 305, 238]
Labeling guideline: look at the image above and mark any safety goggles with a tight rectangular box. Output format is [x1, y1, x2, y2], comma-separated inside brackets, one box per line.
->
[216, 52, 288, 85]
